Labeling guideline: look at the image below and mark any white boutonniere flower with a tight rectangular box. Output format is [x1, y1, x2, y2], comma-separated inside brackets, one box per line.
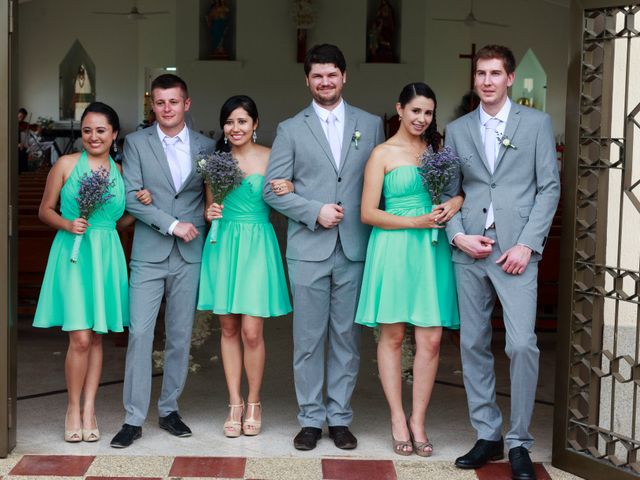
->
[497, 132, 517, 150]
[352, 131, 361, 149]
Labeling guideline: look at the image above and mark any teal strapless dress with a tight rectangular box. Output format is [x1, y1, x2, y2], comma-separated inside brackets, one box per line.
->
[355, 166, 460, 329]
[197, 174, 292, 317]
[33, 152, 129, 333]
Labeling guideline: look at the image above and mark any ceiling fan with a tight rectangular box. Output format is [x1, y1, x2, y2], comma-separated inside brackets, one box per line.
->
[92, 3, 169, 21]
[433, 0, 509, 28]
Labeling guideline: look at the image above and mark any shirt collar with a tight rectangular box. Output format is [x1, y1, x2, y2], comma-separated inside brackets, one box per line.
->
[479, 97, 511, 126]
[157, 123, 189, 145]
[312, 99, 345, 124]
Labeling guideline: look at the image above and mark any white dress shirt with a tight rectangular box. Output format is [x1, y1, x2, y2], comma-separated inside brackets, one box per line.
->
[478, 98, 511, 163]
[157, 123, 192, 188]
[478, 98, 511, 229]
[157, 123, 191, 235]
[312, 99, 345, 165]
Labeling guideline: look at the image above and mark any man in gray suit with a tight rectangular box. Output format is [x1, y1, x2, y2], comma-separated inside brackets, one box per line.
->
[445, 45, 560, 480]
[111, 74, 216, 448]
[264, 44, 384, 451]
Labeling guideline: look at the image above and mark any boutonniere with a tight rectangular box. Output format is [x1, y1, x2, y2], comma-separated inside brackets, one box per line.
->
[497, 132, 517, 150]
[352, 131, 361, 149]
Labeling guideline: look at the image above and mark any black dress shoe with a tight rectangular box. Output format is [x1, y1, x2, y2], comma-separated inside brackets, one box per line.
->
[159, 411, 192, 437]
[328, 426, 358, 450]
[509, 446, 537, 480]
[454, 438, 505, 469]
[110, 424, 142, 448]
[293, 427, 322, 450]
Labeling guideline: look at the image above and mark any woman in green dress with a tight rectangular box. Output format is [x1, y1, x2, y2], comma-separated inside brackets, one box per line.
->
[355, 83, 462, 456]
[197, 95, 292, 437]
[33, 102, 150, 443]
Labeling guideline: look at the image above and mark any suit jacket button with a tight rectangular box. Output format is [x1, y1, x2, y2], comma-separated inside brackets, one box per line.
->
[174, 194, 179, 199]
[337, 201, 342, 206]
[491, 183, 496, 188]
[482, 208, 487, 213]
[338, 177, 342, 182]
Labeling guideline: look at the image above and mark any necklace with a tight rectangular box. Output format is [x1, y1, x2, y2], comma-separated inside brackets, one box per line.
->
[410, 146, 425, 161]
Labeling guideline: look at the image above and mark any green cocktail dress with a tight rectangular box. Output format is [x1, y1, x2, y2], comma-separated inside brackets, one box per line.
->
[355, 166, 460, 329]
[198, 174, 292, 317]
[33, 152, 129, 333]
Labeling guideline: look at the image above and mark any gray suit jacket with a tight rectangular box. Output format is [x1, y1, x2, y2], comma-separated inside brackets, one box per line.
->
[444, 103, 560, 264]
[263, 102, 385, 262]
[123, 126, 216, 264]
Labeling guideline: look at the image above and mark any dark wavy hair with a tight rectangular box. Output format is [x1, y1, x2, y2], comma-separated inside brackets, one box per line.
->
[398, 82, 440, 152]
[218, 95, 259, 152]
[304, 44, 346, 76]
[80, 101, 120, 158]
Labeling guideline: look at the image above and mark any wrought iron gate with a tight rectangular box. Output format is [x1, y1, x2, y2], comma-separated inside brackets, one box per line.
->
[554, 2, 640, 478]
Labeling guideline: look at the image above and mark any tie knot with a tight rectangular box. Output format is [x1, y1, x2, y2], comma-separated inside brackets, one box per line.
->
[164, 136, 180, 146]
[485, 118, 500, 131]
[327, 113, 337, 125]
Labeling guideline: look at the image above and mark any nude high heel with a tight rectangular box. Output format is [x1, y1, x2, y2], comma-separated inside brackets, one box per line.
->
[408, 418, 433, 457]
[223, 401, 244, 438]
[82, 416, 100, 442]
[242, 401, 262, 436]
[64, 413, 82, 443]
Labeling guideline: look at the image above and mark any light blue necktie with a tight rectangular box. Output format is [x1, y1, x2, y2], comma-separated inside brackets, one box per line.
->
[163, 136, 182, 191]
[327, 113, 341, 168]
[484, 117, 500, 228]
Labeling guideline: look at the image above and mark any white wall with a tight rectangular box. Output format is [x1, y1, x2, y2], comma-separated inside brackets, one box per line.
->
[178, 0, 427, 144]
[424, 0, 569, 137]
[18, 0, 569, 141]
[136, 0, 176, 121]
[18, 0, 140, 132]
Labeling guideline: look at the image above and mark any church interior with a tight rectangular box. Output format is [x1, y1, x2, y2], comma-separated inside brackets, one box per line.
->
[7, 0, 582, 479]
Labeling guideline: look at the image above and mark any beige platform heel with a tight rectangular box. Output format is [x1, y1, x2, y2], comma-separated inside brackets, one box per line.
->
[242, 402, 262, 436]
[223, 401, 244, 438]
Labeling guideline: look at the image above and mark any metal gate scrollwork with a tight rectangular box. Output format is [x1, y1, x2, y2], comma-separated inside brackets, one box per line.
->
[558, 4, 640, 478]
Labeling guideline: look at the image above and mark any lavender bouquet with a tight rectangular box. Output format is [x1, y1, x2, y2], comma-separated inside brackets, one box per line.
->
[418, 145, 460, 245]
[70, 166, 115, 262]
[196, 152, 244, 243]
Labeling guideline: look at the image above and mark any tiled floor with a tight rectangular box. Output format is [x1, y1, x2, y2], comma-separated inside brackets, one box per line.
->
[2, 454, 573, 479]
[7, 314, 583, 479]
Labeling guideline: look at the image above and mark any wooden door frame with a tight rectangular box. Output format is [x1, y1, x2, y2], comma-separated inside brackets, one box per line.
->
[0, 0, 18, 458]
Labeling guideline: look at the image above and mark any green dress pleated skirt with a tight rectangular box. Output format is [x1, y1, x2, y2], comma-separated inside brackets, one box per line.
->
[355, 166, 460, 329]
[197, 174, 292, 317]
[32, 152, 129, 333]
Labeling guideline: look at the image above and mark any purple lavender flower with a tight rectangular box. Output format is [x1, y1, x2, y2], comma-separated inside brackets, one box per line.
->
[71, 166, 115, 262]
[418, 145, 461, 245]
[196, 152, 244, 243]
[75, 166, 115, 219]
[418, 145, 460, 205]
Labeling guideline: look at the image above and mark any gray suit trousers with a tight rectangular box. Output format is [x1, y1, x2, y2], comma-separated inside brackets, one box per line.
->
[455, 229, 539, 450]
[287, 239, 364, 428]
[123, 244, 200, 426]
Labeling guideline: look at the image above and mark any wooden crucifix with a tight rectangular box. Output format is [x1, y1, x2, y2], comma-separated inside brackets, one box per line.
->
[459, 43, 477, 91]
